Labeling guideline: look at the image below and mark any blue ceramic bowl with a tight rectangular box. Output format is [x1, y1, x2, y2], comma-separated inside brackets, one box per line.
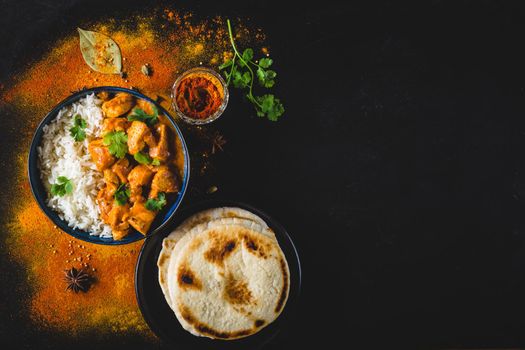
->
[28, 87, 190, 245]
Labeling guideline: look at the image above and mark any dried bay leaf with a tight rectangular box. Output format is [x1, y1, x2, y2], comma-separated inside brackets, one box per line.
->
[77, 28, 122, 74]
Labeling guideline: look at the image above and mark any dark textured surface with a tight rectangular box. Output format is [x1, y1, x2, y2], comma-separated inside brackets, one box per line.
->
[3, 0, 525, 349]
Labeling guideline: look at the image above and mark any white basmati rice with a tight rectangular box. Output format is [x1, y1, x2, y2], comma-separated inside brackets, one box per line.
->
[38, 94, 113, 238]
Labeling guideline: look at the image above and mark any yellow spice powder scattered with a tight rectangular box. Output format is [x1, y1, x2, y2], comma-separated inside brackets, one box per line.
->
[0, 8, 265, 340]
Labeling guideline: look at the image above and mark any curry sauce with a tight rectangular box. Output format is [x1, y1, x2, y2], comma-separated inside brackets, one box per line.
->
[88, 92, 182, 240]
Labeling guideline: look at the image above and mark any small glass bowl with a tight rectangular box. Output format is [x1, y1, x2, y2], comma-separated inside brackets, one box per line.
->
[171, 67, 229, 125]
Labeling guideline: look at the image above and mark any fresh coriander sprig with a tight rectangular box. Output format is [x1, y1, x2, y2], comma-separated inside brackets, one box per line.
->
[219, 19, 285, 121]
[145, 193, 167, 211]
[70, 114, 87, 142]
[114, 183, 130, 205]
[103, 130, 128, 158]
[134, 151, 152, 165]
[133, 152, 161, 165]
[127, 107, 158, 126]
[51, 176, 73, 197]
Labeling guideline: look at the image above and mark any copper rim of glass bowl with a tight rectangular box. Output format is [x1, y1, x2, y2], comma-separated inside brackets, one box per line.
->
[171, 67, 229, 125]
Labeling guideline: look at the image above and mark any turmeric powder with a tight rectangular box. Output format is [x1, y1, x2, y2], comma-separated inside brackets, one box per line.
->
[0, 8, 265, 340]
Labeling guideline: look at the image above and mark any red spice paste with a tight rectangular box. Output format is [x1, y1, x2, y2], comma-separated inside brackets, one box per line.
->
[175, 75, 223, 120]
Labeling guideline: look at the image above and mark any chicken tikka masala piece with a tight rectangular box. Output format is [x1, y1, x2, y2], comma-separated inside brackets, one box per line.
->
[88, 92, 180, 240]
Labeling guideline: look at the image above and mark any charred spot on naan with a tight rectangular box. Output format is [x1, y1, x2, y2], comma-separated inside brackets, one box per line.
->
[242, 232, 270, 259]
[177, 265, 202, 290]
[224, 274, 254, 305]
[235, 306, 253, 316]
[275, 257, 289, 314]
[254, 319, 265, 328]
[204, 231, 238, 265]
[179, 305, 256, 340]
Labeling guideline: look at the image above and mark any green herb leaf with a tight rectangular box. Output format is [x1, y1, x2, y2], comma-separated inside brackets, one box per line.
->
[134, 151, 152, 165]
[70, 114, 87, 142]
[103, 131, 128, 158]
[218, 19, 285, 121]
[50, 176, 73, 197]
[255, 94, 285, 121]
[258, 57, 273, 68]
[74, 114, 87, 128]
[224, 64, 236, 80]
[219, 60, 233, 70]
[240, 48, 254, 66]
[256, 67, 265, 84]
[151, 158, 161, 166]
[127, 107, 158, 126]
[231, 70, 249, 88]
[264, 70, 277, 88]
[242, 71, 251, 84]
[256, 68, 277, 88]
[70, 127, 86, 142]
[145, 193, 167, 211]
[77, 28, 122, 74]
[230, 70, 242, 87]
[114, 183, 130, 205]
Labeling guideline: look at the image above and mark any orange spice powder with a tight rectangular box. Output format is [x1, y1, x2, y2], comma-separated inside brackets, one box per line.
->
[0, 9, 266, 339]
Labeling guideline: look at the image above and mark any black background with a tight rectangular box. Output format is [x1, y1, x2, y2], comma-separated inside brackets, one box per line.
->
[3, 0, 525, 349]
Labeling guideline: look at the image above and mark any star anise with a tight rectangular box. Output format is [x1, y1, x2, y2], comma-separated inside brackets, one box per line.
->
[211, 132, 227, 154]
[64, 267, 92, 293]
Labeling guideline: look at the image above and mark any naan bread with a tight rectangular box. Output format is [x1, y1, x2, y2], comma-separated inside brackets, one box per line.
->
[157, 208, 272, 308]
[164, 218, 275, 311]
[168, 222, 289, 340]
